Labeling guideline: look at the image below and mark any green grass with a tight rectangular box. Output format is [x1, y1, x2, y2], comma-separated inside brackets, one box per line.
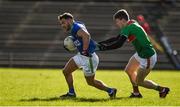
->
[0, 68, 180, 106]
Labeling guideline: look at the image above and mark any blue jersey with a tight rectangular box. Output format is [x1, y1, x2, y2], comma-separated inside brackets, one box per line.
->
[70, 21, 96, 54]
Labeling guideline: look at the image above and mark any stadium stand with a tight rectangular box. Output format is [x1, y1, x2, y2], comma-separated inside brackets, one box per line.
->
[0, 0, 179, 69]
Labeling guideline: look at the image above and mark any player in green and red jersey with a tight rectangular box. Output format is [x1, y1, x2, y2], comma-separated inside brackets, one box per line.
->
[97, 9, 170, 98]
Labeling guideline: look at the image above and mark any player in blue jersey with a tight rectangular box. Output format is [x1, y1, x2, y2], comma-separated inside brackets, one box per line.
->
[58, 13, 117, 98]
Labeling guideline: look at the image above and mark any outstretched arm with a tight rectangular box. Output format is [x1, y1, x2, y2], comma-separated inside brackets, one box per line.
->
[97, 35, 127, 51]
[98, 36, 119, 45]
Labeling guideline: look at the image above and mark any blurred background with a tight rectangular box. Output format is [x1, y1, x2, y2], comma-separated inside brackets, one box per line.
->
[0, 0, 180, 69]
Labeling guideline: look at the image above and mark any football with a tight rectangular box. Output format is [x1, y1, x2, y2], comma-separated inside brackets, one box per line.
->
[63, 36, 76, 51]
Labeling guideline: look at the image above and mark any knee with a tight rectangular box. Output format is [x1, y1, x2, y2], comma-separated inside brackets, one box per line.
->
[126, 70, 138, 85]
[125, 69, 134, 79]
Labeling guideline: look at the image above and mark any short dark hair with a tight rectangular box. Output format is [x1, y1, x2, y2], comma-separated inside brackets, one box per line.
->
[113, 9, 129, 21]
[58, 12, 73, 20]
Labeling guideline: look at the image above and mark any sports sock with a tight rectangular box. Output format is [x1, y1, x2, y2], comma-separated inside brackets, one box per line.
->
[156, 85, 162, 91]
[107, 88, 113, 94]
[133, 85, 140, 93]
[69, 88, 75, 94]
[133, 92, 140, 95]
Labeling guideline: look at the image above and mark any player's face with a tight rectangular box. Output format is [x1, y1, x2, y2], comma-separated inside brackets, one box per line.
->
[59, 18, 71, 32]
[114, 18, 124, 29]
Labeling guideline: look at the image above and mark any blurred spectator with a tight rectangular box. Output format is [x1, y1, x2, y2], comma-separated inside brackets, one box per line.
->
[137, 15, 164, 53]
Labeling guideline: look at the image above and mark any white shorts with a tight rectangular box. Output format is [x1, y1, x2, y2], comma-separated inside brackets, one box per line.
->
[134, 52, 157, 69]
[73, 52, 99, 76]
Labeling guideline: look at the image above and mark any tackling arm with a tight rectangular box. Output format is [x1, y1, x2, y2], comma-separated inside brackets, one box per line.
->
[98, 35, 127, 51]
[98, 36, 119, 45]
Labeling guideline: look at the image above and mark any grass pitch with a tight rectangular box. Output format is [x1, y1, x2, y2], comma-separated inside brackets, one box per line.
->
[0, 68, 180, 106]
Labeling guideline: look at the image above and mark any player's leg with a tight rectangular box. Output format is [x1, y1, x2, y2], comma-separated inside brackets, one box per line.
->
[85, 75, 108, 90]
[84, 53, 117, 98]
[136, 68, 170, 98]
[60, 57, 78, 98]
[136, 53, 170, 98]
[85, 75, 117, 98]
[125, 54, 142, 98]
[136, 68, 158, 89]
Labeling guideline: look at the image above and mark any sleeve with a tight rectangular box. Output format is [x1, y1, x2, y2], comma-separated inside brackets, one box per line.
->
[98, 27, 129, 46]
[71, 24, 81, 35]
[98, 36, 119, 45]
[98, 35, 127, 51]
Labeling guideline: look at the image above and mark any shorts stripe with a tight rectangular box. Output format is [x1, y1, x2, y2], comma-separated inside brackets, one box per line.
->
[146, 58, 150, 69]
[89, 57, 94, 73]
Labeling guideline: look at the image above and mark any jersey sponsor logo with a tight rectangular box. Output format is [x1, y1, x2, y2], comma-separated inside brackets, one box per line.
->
[73, 40, 81, 46]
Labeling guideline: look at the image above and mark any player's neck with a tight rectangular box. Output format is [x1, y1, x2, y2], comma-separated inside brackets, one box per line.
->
[123, 19, 130, 27]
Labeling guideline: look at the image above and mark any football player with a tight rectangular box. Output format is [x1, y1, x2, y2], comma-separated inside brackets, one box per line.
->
[97, 9, 170, 98]
[58, 13, 117, 98]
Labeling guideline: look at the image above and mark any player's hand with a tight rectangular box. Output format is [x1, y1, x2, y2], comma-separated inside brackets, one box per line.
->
[81, 50, 92, 57]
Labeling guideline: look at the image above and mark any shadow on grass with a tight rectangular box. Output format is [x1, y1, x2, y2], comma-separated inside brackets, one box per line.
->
[20, 96, 129, 102]
[74, 97, 125, 102]
[20, 97, 60, 102]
